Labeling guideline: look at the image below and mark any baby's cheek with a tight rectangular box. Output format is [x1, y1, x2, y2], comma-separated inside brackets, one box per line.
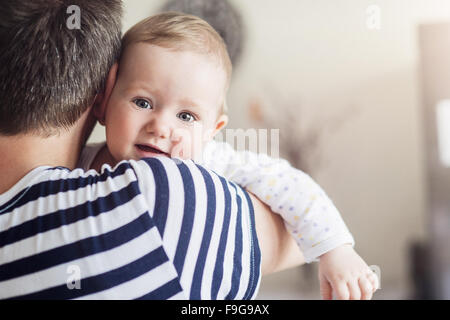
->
[191, 145, 204, 162]
[107, 129, 132, 161]
[169, 138, 201, 161]
[192, 126, 217, 162]
[108, 139, 126, 162]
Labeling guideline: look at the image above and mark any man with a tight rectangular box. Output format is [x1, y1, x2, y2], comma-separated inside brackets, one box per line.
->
[0, 0, 302, 299]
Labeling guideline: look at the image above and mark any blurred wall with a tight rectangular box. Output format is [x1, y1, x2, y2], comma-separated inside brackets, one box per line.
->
[88, 0, 450, 297]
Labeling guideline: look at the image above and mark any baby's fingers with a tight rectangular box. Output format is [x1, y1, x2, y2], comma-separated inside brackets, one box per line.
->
[319, 275, 333, 300]
[358, 276, 373, 300]
[368, 271, 379, 292]
[332, 280, 350, 300]
[347, 279, 361, 300]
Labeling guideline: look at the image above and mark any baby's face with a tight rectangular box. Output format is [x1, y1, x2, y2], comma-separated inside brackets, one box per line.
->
[104, 43, 227, 163]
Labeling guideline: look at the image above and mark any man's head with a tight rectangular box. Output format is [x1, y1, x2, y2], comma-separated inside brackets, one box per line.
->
[96, 12, 231, 163]
[0, 0, 123, 136]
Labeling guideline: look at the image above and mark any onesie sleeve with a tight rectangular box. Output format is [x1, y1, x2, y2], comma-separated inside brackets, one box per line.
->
[201, 140, 355, 263]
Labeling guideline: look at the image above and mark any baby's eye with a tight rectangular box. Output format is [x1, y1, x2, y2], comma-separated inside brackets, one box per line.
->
[177, 111, 196, 122]
[133, 98, 153, 109]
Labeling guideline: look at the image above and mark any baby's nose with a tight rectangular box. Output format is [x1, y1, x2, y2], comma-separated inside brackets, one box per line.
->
[146, 118, 171, 139]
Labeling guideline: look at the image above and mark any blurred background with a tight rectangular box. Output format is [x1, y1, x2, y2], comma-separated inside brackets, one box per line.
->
[88, 0, 450, 299]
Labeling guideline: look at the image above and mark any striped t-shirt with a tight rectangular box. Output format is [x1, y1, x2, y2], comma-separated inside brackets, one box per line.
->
[0, 157, 261, 299]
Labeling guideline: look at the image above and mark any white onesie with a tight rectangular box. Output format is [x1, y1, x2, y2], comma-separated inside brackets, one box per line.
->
[78, 140, 355, 263]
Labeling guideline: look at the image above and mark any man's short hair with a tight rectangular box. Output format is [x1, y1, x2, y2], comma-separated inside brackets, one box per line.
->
[0, 0, 123, 136]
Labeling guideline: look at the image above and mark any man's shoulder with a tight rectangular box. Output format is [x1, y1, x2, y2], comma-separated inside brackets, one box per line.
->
[0, 163, 141, 210]
[131, 156, 243, 189]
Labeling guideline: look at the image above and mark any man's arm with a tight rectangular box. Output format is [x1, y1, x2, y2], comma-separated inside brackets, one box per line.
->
[248, 192, 305, 275]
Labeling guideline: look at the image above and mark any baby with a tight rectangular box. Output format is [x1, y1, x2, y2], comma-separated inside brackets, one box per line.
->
[79, 12, 378, 300]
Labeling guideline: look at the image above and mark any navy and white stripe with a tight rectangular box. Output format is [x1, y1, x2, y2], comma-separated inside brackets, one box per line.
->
[0, 157, 261, 299]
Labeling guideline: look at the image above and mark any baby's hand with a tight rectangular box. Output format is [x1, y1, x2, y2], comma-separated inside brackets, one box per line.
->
[318, 244, 379, 300]
[169, 129, 204, 162]
[169, 132, 191, 159]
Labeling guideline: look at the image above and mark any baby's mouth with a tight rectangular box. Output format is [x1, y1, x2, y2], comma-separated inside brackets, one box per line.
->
[136, 144, 169, 156]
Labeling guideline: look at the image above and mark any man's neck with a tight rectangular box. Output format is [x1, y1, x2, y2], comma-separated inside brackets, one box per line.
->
[0, 108, 96, 194]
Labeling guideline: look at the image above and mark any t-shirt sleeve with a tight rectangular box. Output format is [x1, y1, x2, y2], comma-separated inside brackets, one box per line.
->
[130, 157, 262, 300]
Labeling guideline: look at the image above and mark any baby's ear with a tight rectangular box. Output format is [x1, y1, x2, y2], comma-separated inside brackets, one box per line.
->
[211, 114, 228, 138]
[93, 62, 119, 125]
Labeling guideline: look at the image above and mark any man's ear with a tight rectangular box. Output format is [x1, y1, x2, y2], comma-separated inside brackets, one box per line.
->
[212, 114, 228, 137]
[93, 62, 119, 125]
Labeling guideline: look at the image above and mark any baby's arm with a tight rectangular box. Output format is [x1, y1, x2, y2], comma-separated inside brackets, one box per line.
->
[202, 140, 354, 262]
[201, 140, 379, 299]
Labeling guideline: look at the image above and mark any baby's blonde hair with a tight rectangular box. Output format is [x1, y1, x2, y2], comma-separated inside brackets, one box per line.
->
[122, 11, 232, 114]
